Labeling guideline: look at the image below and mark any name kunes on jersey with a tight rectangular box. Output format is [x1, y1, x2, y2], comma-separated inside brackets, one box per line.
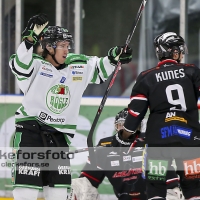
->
[155, 68, 185, 82]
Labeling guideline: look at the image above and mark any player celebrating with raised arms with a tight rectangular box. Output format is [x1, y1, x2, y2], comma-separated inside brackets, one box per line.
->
[9, 14, 132, 200]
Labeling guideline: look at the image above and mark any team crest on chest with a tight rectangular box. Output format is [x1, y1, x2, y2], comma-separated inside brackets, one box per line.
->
[46, 84, 70, 114]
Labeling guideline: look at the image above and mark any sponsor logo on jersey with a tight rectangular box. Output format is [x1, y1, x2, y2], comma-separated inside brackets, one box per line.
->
[163, 64, 173, 67]
[71, 71, 83, 75]
[69, 57, 83, 62]
[113, 168, 142, 178]
[115, 133, 131, 146]
[123, 155, 131, 162]
[109, 151, 117, 155]
[58, 165, 71, 175]
[72, 77, 82, 81]
[123, 176, 137, 182]
[41, 61, 52, 66]
[18, 166, 40, 177]
[165, 112, 187, 123]
[148, 159, 168, 181]
[130, 192, 141, 196]
[132, 156, 143, 163]
[183, 158, 200, 179]
[60, 76, 66, 83]
[40, 72, 53, 78]
[100, 142, 111, 146]
[160, 125, 192, 139]
[38, 111, 66, 123]
[111, 160, 119, 166]
[165, 116, 187, 123]
[46, 84, 70, 114]
[70, 65, 84, 70]
[107, 151, 120, 157]
[133, 147, 143, 152]
[15, 124, 23, 128]
[194, 136, 200, 140]
[166, 112, 176, 118]
[42, 66, 52, 72]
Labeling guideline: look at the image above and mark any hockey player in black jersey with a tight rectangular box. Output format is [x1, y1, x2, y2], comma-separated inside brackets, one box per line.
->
[121, 32, 200, 200]
[71, 108, 184, 200]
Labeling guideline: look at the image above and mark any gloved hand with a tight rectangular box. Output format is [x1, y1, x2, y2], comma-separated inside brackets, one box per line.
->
[111, 129, 136, 148]
[108, 46, 132, 65]
[22, 13, 49, 44]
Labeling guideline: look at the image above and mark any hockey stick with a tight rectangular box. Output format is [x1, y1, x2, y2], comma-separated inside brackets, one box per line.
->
[87, 0, 148, 166]
[67, 145, 108, 154]
[69, 137, 143, 154]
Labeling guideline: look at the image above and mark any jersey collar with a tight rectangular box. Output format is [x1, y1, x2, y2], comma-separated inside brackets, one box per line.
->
[157, 59, 178, 67]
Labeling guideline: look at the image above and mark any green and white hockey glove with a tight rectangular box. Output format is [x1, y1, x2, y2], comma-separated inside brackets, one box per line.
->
[108, 46, 132, 65]
[22, 13, 49, 44]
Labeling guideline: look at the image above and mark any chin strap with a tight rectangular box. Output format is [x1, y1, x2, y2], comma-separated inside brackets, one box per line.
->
[177, 54, 181, 63]
[47, 48, 60, 65]
[52, 54, 60, 65]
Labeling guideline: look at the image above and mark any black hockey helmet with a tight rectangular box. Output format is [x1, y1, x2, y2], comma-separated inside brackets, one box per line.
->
[114, 108, 128, 131]
[40, 26, 73, 49]
[154, 32, 188, 62]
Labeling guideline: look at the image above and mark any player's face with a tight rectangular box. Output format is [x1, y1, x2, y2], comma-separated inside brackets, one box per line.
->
[173, 50, 183, 62]
[115, 120, 125, 131]
[55, 41, 70, 64]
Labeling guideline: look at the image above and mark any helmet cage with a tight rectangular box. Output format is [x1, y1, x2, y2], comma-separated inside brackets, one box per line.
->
[114, 108, 128, 131]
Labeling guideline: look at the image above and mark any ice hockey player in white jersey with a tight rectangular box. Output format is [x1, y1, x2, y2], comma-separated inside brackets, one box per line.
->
[9, 14, 132, 200]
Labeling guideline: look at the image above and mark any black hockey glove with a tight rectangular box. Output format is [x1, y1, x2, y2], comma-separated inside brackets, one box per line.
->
[108, 46, 132, 66]
[111, 129, 136, 148]
[22, 13, 49, 44]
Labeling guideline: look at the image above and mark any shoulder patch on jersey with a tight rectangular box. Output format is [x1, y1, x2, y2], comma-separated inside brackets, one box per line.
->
[40, 60, 52, 67]
[100, 142, 112, 146]
[65, 53, 89, 65]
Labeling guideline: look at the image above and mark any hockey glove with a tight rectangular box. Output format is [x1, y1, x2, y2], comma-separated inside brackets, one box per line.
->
[111, 130, 135, 148]
[108, 46, 132, 65]
[22, 13, 49, 44]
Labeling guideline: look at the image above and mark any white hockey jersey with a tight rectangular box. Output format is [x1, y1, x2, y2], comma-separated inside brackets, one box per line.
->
[9, 41, 115, 135]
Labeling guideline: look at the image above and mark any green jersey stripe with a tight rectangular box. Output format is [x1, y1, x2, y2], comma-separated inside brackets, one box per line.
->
[16, 54, 34, 70]
[91, 69, 98, 83]
[100, 58, 108, 78]
[13, 132, 22, 149]
[20, 106, 28, 116]
[15, 117, 37, 123]
[48, 123, 76, 130]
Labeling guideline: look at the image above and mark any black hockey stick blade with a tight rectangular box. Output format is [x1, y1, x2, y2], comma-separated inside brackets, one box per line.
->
[87, 0, 148, 167]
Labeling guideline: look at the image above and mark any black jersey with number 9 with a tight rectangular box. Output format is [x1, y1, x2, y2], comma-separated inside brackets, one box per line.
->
[124, 59, 200, 145]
